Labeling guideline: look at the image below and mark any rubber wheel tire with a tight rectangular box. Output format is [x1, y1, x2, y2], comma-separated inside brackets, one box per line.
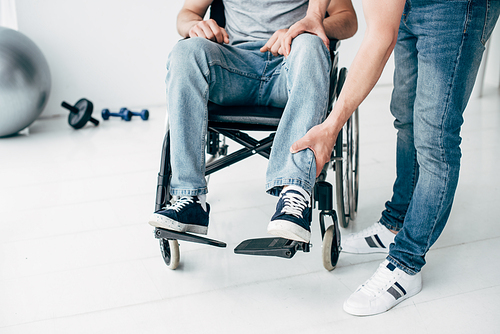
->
[341, 108, 360, 225]
[322, 225, 340, 271]
[160, 238, 180, 270]
[335, 67, 360, 228]
[347, 108, 359, 221]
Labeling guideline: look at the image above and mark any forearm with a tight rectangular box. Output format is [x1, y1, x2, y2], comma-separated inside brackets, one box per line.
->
[324, 9, 357, 40]
[307, 0, 332, 20]
[176, 0, 213, 38]
[324, 36, 394, 137]
[177, 8, 205, 38]
[323, 0, 404, 140]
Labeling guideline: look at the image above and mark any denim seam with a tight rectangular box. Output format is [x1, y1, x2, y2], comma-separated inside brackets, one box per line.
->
[283, 60, 291, 95]
[408, 150, 418, 218]
[402, 0, 410, 26]
[379, 218, 400, 232]
[208, 61, 262, 81]
[265, 178, 314, 196]
[194, 66, 210, 195]
[463, 0, 473, 35]
[258, 53, 272, 105]
[306, 148, 315, 183]
[387, 255, 418, 275]
[481, 0, 491, 45]
[412, 151, 418, 188]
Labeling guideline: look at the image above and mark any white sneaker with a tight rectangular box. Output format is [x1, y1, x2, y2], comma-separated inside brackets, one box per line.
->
[342, 222, 396, 254]
[343, 260, 422, 316]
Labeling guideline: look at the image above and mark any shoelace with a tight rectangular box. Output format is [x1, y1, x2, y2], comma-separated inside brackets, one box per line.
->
[164, 196, 195, 212]
[280, 191, 308, 218]
[360, 264, 397, 297]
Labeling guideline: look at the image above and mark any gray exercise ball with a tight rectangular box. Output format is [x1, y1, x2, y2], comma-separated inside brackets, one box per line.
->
[0, 26, 51, 137]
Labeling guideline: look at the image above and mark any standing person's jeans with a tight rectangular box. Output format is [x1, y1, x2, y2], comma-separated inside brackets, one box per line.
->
[165, 34, 331, 198]
[380, 0, 500, 274]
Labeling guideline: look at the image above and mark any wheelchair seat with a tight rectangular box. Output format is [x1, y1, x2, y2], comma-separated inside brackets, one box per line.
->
[208, 103, 283, 130]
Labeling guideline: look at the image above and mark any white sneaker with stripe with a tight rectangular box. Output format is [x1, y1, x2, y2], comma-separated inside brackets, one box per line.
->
[343, 260, 422, 316]
[341, 222, 396, 254]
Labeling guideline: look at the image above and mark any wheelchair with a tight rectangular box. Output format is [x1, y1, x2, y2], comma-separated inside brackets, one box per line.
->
[152, 0, 359, 271]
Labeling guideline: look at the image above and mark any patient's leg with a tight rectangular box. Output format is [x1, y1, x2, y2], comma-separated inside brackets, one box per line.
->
[166, 38, 266, 197]
[265, 33, 331, 196]
[265, 34, 331, 242]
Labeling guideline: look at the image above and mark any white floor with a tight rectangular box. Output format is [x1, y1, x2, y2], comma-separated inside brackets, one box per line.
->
[1, 84, 499, 334]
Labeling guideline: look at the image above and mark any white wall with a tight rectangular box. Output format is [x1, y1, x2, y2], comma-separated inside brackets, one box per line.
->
[338, 0, 395, 86]
[14, 0, 498, 118]
[13, 0, 390, 118]
[484, 26, 500, 86]
[16, 0, 183, 116]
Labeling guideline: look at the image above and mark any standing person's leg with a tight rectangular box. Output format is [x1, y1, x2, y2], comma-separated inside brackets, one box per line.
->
[344, 0, 500, 316]
[265, 33, 331, 242]
[149, 38, 269, 234]
[389, 0, 499, 275]
[341, 13, 418, 254]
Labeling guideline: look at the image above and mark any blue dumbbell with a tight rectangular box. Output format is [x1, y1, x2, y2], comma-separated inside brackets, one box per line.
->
[101, 108, 132, 121]
[126, 108, 149, 120]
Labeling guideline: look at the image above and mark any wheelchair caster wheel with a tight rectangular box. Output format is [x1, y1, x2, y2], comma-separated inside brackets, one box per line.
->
[322, 225, 340, 271]
[160, 238, 180, 270]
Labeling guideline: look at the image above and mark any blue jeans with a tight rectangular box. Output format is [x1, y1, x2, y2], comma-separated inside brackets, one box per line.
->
[380, 0, 500, 274]
[165, 34, 331, 197]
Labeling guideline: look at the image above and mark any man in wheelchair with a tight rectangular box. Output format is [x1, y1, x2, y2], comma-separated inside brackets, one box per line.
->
[148, 0, 357, 243]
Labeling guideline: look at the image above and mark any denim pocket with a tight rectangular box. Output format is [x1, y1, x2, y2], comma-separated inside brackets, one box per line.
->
[481, 0, 500, 45]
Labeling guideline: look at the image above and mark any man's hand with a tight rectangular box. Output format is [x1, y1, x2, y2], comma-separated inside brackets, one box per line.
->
[281, 14, 329, 57]
[290, 123, 337, 178]
[189, 18, 229, 44]
[260, 29, 288, 55]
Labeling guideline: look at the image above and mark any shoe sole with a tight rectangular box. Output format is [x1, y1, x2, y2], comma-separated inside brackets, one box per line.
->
[341, 245, 389, 254]
[148, 213, 208, 235]
[267, 220, 311, 243]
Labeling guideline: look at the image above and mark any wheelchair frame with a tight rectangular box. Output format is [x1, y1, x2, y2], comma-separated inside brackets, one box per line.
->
[153, 0, 359, 271]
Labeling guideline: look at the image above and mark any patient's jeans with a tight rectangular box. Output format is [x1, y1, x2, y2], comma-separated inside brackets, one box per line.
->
[380, 0, 500, 274]
[165, 34, 331, 197]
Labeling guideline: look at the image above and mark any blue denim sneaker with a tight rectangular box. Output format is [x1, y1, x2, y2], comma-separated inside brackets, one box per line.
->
[148, 196, 210, 235]
[267, 187, 312, 243]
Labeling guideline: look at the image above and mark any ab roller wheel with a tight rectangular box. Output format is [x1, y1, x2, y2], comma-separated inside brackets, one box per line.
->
[61, 98, 99, 129]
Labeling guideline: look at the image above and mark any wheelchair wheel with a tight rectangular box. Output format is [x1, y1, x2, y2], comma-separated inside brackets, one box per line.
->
[322, 225, 340, 271]
[346, 108, 359, 221]
[160, 238, 180, 270]
[335, 68, 360, 228]
[335, 109, 360, 228]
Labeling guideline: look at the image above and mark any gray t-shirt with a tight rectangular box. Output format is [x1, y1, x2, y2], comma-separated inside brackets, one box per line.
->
[223, 0, 309, 45]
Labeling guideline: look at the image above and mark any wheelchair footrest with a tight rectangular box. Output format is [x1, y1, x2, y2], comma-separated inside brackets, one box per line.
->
[154, 228, 227, 248]
[234, 237, 310, 259]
